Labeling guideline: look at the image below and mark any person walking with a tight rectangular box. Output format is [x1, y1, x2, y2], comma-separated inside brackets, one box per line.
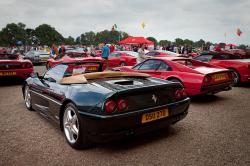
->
[137, 44, 146, 63]
[102, 43, 110, 69]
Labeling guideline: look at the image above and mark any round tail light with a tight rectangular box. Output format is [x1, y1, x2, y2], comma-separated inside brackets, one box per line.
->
[175, 89, 187, 100]
[117, 99, 128, 111]
[105, 100, 116, 113]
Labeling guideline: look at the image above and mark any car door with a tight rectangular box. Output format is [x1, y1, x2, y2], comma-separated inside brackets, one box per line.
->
[31, 65, 68, 118]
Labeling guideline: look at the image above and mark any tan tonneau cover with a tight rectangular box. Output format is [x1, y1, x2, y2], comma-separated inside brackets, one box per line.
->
[60, 71, 149, 84]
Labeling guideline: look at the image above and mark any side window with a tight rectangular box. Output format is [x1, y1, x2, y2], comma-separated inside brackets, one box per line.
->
[138, 60, 161, 70]
[195, 55, 213, 62]
[146, 52, 157, 56]
[43, 64, 68, 82]
[158, 61, 171, 71]
[216, 54, 229, 60]
[132, 62, 143, 70]
[110, 52, 121, 57]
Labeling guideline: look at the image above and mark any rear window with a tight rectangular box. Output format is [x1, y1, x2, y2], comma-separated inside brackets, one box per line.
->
[67, 53, 87, 58]
[0, 54, 18, 60]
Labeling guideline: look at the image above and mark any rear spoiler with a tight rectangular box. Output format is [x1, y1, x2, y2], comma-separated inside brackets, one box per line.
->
[60, 71, 150, 85]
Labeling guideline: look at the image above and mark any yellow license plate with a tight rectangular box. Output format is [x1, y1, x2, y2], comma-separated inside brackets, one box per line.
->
[87, 66, 98, 71]
[141, 109, 169, 124]
[213, 73, 226, 81]
[0, 72, 17, 76]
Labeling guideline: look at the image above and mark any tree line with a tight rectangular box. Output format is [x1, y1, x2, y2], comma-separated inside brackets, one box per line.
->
[0, 22, 248, 49]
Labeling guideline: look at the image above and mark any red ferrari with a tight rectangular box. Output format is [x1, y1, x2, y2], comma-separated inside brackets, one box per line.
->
[108, 51, 137, 67]
[46, 53, 104, 70]
[0, 53, 33, 80]
[194, 51, 250, 84]
[145, 50, 180, 57]
[114, 57, 234, 96]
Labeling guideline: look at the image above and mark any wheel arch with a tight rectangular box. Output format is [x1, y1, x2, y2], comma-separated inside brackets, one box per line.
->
[166, 77, 184, 85]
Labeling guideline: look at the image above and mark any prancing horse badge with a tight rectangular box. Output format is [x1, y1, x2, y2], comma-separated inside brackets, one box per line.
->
[152, 94, 157, 103]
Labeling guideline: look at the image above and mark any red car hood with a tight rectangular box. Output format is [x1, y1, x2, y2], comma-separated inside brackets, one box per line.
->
[192, 66, 228, 75]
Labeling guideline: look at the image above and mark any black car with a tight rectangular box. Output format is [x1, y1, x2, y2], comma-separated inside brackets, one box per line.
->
[22, 61, 190, 149]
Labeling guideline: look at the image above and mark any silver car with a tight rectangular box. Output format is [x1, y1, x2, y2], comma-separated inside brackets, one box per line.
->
[24, 51, 50, 64]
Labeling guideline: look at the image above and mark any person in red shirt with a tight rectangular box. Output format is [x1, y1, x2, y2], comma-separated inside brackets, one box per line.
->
[109, 44, 115, 53]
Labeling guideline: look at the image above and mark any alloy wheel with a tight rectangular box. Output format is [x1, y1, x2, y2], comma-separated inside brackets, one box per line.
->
[63, 107, 79, 144]
[24, 86, 31, 108]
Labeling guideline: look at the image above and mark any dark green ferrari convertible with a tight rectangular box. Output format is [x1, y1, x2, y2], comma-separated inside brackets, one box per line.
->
[22, 61, 190, 149]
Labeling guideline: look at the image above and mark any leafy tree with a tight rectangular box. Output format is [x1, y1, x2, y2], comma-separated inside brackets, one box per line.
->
[0, 22, 27, 46]
[35, 24, 64, 46]
[183, 39, 194, 46]
[238, 44, 247, 50]
[84, 31, 96, 45]
[194, 39, 206, 48]
[175, 38, 184, 46]
[159, 40, 171, 46]
[64, 36, 75, 45]
[147, 37, 157, 45]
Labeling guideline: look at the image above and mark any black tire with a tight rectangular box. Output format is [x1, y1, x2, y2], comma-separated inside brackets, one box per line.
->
[231, 69, 240, 86]
[120, 62, 127, 66]
[62, 103, 91, 149]
[24, 85, 33, 111]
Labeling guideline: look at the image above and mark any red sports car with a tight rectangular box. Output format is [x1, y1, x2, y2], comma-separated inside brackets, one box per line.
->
[108, 51, 137, 67]
[145, 50, 180, 57]
[114, 57, 234, 96]
[194, 51, 250, 84]
[220, 49, 250, 59]
[46, 53, 103, 70]
[0, 53, 33, 79]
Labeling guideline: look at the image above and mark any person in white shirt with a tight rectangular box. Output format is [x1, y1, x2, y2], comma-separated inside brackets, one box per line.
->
[137, 44, 147, 63]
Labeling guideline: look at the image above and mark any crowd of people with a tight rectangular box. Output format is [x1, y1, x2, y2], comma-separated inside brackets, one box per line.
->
[1, 42, 250, 65]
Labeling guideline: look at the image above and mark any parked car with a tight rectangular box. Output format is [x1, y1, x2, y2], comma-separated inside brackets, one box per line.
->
[108, 51, 137, 67]
[22, 61, 190, 149]
[145, 50, 182, 57]
[0, 53, 33, 80]
[115, 57, 234, 96]
[24, 50, 50, 64]
[46, 52, 102, 69]
[194, 51, 250, 84]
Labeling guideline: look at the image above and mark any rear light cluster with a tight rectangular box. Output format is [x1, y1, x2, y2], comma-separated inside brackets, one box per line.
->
[203, 75, 212, 86]
[22, 63, 32, 68]
[104, 99, 128, 113]
[175, 89, 187, 100]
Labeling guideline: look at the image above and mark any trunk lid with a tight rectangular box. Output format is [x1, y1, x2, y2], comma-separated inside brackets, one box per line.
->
[91, 77, 183, 112]
[192, 66, 227, 75]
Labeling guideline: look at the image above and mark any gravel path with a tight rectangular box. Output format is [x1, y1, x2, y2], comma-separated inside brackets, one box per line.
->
[0, 65, 249, 166]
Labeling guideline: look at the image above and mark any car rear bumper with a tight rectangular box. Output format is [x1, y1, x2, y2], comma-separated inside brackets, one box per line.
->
[0, 68, 33, 79]
[78, 98, 190, 143]
[200, 81, 233, 94]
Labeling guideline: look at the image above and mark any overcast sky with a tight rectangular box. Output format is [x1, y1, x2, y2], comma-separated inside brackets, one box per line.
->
[0, 0, 249, 44]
